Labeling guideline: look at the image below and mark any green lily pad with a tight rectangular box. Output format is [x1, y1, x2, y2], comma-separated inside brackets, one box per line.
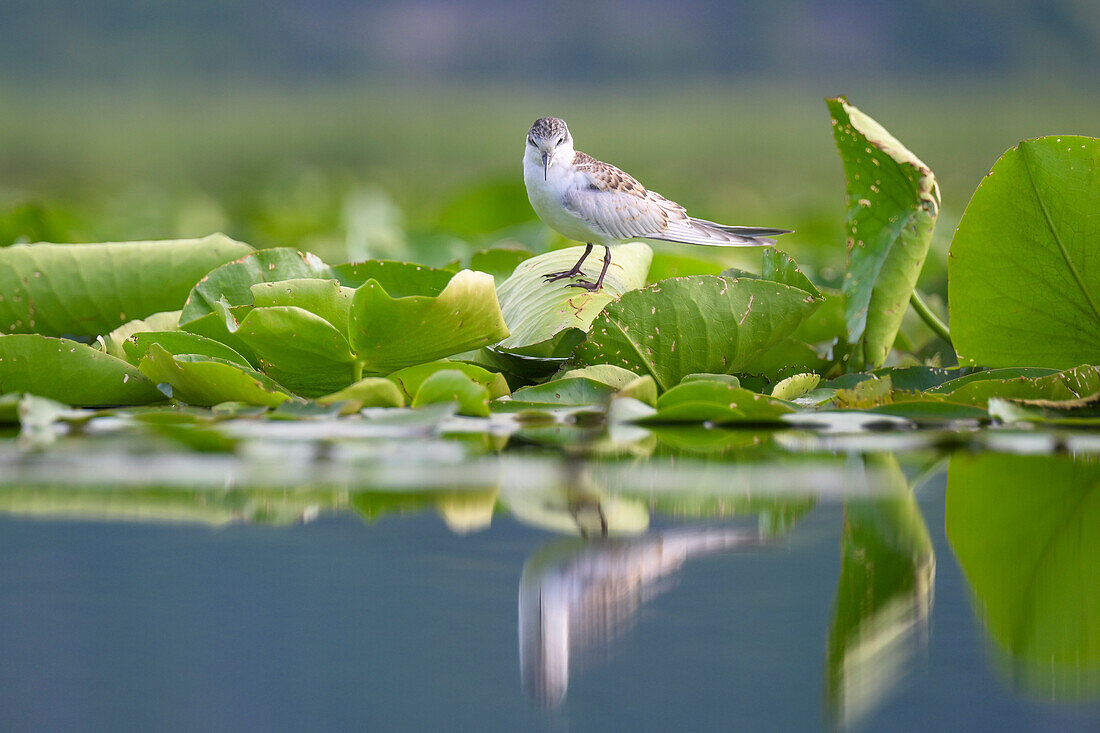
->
[0, 233, 252, 337]
[469, 247, 533, 285]
[100, 310, 182, 360]
[178, 303, 260, 367]
[235, 305, 359, 398]
[137, 344, 294, 407]
[411, 369, 491, 417]
[332, 260, 454, 296]
[180, 247, 332, 325]
[827, 97, 940, 370]
[350, 269, 510, 374]
[494, 242, 652, 352]
[386, 360, 510, 401]
[771, 373, 821, 401]
[925, 367, 1059, 393]
[864, 400, 988, 422]
[250, 278, 355, 333]
[0, 334, 164, 406]
[941, 365, 1099, 407]
[636, 380, 795, 424]
[510, 377, 621, 406]
[570, 275, 818, 391]
[317, 377, 406, 412]
[554, 364, 642, 389]
[949, 136, 1100, 368]
[947, 453, 1100, 698]
[124, 331, 253, 368]
[835, 375, 893, 409]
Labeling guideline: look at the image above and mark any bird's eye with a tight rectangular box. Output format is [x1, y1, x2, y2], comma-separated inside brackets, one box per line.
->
[527, 137, 535, 146]
[556, 136, 564, 145]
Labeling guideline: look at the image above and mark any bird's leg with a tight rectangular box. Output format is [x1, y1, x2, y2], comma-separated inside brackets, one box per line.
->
[542, 243, 593, 282]
[567, 245, 611, 292]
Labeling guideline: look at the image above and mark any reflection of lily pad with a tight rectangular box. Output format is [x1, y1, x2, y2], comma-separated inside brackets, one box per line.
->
[946, 453, 1100, 699]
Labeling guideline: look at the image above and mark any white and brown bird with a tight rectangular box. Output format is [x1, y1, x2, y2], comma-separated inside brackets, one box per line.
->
[523, 116, 791, 290]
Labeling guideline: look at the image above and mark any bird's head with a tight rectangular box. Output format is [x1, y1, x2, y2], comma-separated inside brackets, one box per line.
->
[526, 117, 573, 180]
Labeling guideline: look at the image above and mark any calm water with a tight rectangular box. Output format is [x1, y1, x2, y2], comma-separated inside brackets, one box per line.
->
[0, 446, 1098, 731]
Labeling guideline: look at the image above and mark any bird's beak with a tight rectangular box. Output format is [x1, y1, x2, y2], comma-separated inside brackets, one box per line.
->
[541, 151, 551, 180]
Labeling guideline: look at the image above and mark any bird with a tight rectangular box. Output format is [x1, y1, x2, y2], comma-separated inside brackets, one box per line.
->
[523, 116, 792, 291]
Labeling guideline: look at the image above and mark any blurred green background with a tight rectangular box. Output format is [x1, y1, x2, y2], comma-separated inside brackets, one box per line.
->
[2, 0, 1098, 289]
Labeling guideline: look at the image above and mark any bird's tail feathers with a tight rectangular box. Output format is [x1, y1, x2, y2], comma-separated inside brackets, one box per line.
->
[690, 218, 794, 237]
[645, 218, 790, 247]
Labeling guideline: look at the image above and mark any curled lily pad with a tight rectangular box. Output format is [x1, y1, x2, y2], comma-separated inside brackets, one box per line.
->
[554, 364, 642, 389]
[250, 278, 355, 333]
[333, 260, 454, 296]
[317, 377, 406, 412]
[940, 365, 1099, 407]
[0, 334, 163, 406]
[827, 97, 940, 370]
[124, 331, 253, 369]
[235, 305, 359, 398]
[570, 275, 817, 390]
[411, 369, 491, 417]
[180, 247, 333, 325]
[494, 242, 652, 354]
[100, 310, 182, 360]
[0, 234, 252, 337]
[771, 373, 821, 401]
[386, 360, 509, 401]
[636, 380, 794, 424]
[350, 269, 510, 374]
[511, 377, 621, 406]
[137, 344, 294, 407]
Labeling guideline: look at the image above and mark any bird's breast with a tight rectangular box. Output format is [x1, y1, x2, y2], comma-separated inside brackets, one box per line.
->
[524, 162, 611, 244]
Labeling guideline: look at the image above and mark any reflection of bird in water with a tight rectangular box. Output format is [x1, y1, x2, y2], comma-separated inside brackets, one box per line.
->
[519, 526, 763, 708]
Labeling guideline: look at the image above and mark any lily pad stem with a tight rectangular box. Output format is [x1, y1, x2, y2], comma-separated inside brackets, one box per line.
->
[909, 289, 952, 345]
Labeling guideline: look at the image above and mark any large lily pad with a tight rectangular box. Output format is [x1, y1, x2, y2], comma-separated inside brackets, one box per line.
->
[949, 136, 1100, 368]
[947, 453, 1100, 698]
[349, 269, 510, 374]
[827, 97, 940, 370]
[494, 243, 652, 353]
[0, 334, 164, 405]
[570, 275, 817, 391]
[0, 234, 252, 337]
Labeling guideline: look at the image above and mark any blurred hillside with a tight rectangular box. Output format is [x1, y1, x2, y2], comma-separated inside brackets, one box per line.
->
[2, 0, 1098, 83]
[1, 0, 1098, 289]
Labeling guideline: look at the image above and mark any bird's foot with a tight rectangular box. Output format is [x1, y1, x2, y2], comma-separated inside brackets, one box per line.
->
[566, 279, 601, 292]
[542, 268, 585, 282]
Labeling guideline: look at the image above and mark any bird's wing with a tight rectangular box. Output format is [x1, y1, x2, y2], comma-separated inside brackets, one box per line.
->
[564, 152, 786, 247]
[561, 152, 680, 240]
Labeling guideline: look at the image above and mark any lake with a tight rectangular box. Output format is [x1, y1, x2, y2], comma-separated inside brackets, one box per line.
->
[0, 420, 1097, 731]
